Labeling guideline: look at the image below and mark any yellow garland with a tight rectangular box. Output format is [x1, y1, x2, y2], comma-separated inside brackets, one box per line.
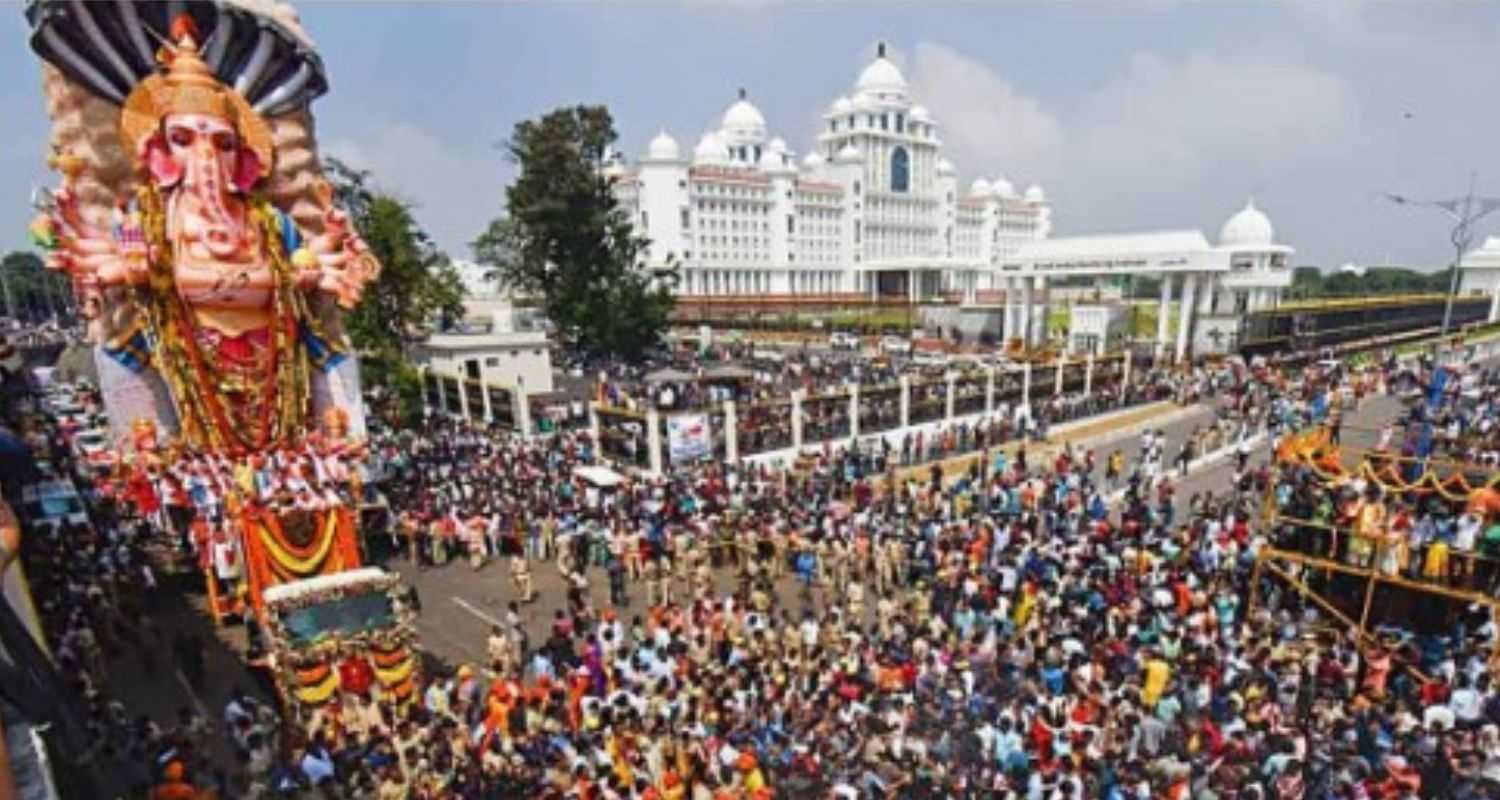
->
[373, 655, 415, 686]
[257, 511, 340, 575]
[293, 669, 339, 705]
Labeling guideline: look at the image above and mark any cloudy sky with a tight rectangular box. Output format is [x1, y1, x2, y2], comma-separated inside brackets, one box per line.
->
[2, 1, 1498, 270]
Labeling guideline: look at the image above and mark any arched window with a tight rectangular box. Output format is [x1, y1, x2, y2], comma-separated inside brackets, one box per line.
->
[891, 146, 910, 193]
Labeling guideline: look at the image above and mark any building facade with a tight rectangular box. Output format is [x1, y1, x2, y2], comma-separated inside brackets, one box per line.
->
[1000, 200, 1294, 359]
[1460, 236, 1500, 322]
[613, 43, 1052, 302]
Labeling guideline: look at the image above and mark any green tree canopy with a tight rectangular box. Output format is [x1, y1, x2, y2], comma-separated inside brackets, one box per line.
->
[474, 105, 675, 360]
[324, 158, 465, 424]
[1, 250, 72, 323]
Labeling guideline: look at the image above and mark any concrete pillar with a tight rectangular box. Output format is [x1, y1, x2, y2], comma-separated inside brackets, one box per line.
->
[945, 372, 957, 420]
[1020, 278, 1033, 347]
[456, 378, 470, 419]
[1491, 288, 1500, 323]
[588, 401, 601, 453]
[1054, 357, 1065, 396]
[984, 366, 996, 415]
[1022, 362, 1032, 407]
[647, 407, 664, 475]
[1001, 278, 1014, 340]
[869, 272, 878, 302]
[724, 400, 738, 462]
[516, 390, 533, 435]
[1123, 350, 1132, 389]
[898, 376, 911, 428]
[1176, 274, 1198, 364]
[1034, 275, 1049, 346]
[479, 381, 494, 422]
[1155, 275, 1175, 362]
[848, 384, 860, 438]
[1084, 354, 1094, 398]
[790, 390, 805, 449]
[1197, 276, 1215, 316]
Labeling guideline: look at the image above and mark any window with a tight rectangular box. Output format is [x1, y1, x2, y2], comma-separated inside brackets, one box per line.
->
[891, 147, 909, 193]
[848, 115, 855, 129]
[484, 357, 500, 367]
[854, 221, 861, 244]
[853, 180, 861, 196]
[867, 114, 875, 128]
[680, 208, 690, 229]
[787, 215, 795, 234]
[830, 120, 838, 133]
[880, 114, 889, 131]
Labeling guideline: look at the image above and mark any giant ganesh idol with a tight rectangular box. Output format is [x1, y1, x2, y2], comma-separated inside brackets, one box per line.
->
[28, 3, 377, 453]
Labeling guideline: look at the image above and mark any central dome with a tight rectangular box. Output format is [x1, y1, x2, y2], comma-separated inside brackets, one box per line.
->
[856, 42, 907, 97]
[1219, 199, 1274, 247]
[720, 90, 767, 144]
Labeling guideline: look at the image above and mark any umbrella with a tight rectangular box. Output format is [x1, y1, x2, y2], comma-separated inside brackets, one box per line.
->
[703, 364, 753, 381]
[644, 368, 694, 384]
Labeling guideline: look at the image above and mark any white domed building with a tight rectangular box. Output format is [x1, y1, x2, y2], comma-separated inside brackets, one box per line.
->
[614, 43, 1052, 300]
[1008, 197, 1293, 360]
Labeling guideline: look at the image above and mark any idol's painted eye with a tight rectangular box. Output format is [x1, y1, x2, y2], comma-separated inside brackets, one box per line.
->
[168, 127, 195, 148]
[212, 132, 237, 153]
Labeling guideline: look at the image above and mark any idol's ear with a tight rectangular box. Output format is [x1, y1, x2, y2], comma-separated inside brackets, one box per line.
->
[232, 146, 264, 195]
[143, 134, 183, 188]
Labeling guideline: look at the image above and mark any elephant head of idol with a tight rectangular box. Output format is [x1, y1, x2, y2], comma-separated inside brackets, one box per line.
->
[120, 15, 274, 261]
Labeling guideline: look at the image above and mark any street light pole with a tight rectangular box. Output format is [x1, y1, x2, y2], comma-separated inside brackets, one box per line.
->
[1385, 174, 1500, 341]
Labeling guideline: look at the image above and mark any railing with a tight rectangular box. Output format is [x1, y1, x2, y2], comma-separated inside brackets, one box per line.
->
[590, 353, 1142, 472]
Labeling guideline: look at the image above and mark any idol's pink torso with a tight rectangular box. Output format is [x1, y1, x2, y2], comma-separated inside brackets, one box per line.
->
[168, 191, 276, 335]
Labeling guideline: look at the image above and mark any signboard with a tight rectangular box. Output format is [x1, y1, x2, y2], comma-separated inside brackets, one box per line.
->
[666, 414, 713, 464]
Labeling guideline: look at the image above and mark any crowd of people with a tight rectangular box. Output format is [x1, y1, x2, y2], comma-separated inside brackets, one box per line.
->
[6, 345, 1500, 799]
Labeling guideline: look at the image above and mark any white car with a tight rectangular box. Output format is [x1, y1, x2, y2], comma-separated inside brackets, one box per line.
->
[880, 336, 912, 356]
[71, 428, 116, 473]
[911, 350, 948, 367]
[20, 479, 90, 532]
[828, 332, 861, 351]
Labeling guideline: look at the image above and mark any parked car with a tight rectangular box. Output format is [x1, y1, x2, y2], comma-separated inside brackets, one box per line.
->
[70, 428, 116, 475]
[828, 331, 861, 351]
[20, 479, 90, 532]
[880, 336, 912, 356]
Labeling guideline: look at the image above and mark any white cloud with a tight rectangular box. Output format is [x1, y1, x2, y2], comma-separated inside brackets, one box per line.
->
[904, 40, 1367, 260]
[324, 122, 507, 258]
[906, 42, 1066, 184]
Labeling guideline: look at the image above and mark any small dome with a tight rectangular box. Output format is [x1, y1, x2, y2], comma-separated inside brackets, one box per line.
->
[991, 177, 1016, 198]
[802, 151, 826, 169]
[645, 130, 680, 161]
[835, 143, 863, 163]
[720, 92, 767, 144]
[693, 131, 730, 165]
[910, 104, 931, 122]
[1219, 198, 1274, 247]
[831, 95, 853, 114]
[768, 137, 788, 154]
[935, 158, 955, 176]
[757, 148, 785, 170]
[1024, 184, 1046, 203]
[969, 178, 992, 197]
[856, 43, 908, 97]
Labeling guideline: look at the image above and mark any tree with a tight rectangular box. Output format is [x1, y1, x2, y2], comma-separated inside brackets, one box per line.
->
[324, 158, 466, 423]
[1, 251, 71, 324]
[475, 105, 676, 361]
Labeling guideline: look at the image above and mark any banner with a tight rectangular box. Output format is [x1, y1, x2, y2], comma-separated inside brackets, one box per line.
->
[666, 414, 713, 464]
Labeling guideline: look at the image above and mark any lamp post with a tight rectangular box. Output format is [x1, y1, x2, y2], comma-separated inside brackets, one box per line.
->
[1384, 175, 1500, 341]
